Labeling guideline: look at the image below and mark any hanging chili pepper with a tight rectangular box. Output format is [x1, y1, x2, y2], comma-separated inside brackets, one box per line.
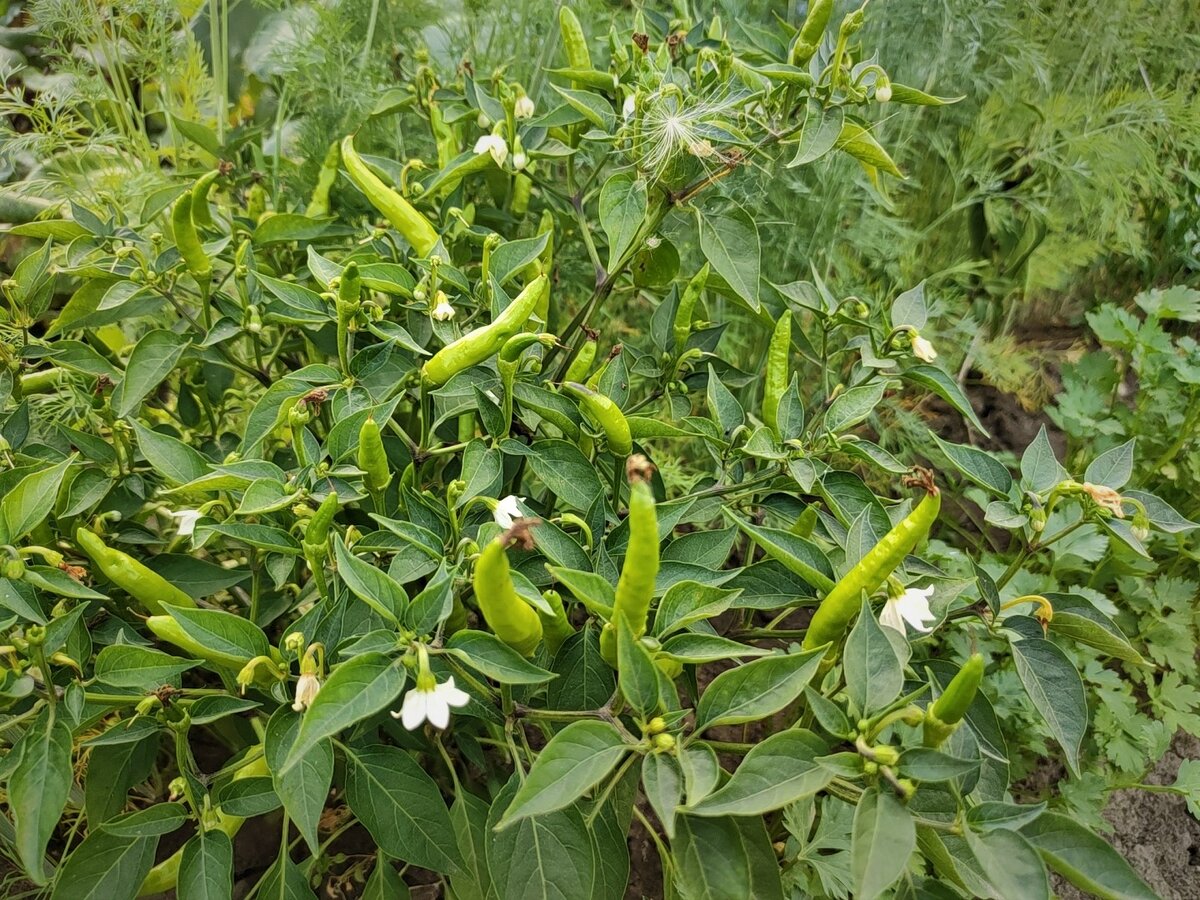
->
[75, 528, 196, 615]
[473, 524, 543, 656]
[563, 382, 632, 457]
[341, 135, 440, 257]
[600, 455, 659, 666]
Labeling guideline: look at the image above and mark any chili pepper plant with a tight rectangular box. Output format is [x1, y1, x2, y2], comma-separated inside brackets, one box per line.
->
[0, 4, 1190, 899]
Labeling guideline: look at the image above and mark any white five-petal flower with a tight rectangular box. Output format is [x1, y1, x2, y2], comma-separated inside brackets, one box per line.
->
[910, 333, 938, 363]
[474, 134, 508, 167]
[171, 509, 202, 536]
[431, 294, 456, 321]
[880, 586, 937, 635]
[493, 495, 526, 529]
[514, 95, 535, 119]
[393, 675, 470, 730]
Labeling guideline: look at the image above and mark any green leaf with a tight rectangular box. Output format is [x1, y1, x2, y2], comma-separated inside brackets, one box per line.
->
[1021, 813, 1158, 900]
[1019, 425, 1066, 491]
[112, 329, 190, 418]
[486, 777, 596, 900]
[964, 801, 1047, 833]
[445, 630, 558, 684]
[599, 173, 647, 269]
[343, 744, 462, 874]
[931, 433, 1013, 498]
[281, 653, 406, 773]
[824, 382, 887, 434]
[164, 606, 270, 667]
[965, 826, 1050, 900]
[1045, 594, 1145, 665]
[48, 826, 157, 900]
[642, 753, 684, 839]
[509, 439, 603, 511]
[94, 645, 199, 689]
[1084, 438, 1135, 489]
[897, 748, 980, 782]
[850, 788, 915, 900]
[673, 814, 784, 900]
[129, 420, 209, 485]
[85, 737, 158, 826]
[1011, 638, 1087, 776]
[12, 711, 73, 884]
[835, 120, 903, 178]
[178, 829, 233, 900]
[489, 232, 551, 286]
[687, 729, 832, 816]
[786, 102, 844, 167]
[265, 709, 331, 856]
[892, 281, 928, 331]
[616, 613, 661, 719]
[258, 850, 318, 900]
[362, 855, 411, 900]
[727, 515, 835, 592]
[843, 596, 903, 716]
[706, 363, 745, 436]
[698, 204, 760, 310]
[694, 647, 825, 732]
[496, 720, 628, 828]
[0, 455, 73, 545]
[547, 627, 615, 710]
[660, 633, 770, 664]
[333, 541, 406, 623]
[901, 365, 989, 436]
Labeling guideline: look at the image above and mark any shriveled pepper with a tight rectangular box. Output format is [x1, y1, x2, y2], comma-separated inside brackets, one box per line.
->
[341, 135, 440, 257]
[358, 417, 392, 509]
[802, 469, 940, 654]
[763, 310, 792, 435]
[923, 653, 984, 747]
[600, 456, 659, 665]
[421, 273, 548, 387]
[563, 381, 632, 457]
[75, 528, 196, 615]
[137, 751, 270, 897]
[473, 526, 543, 656]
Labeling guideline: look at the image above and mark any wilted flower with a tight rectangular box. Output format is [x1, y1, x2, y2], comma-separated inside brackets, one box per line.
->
[474, 134, 508, 167]
[494, 495, 526, 529]
[1082, 482, 1126, 517]
[880, 586, 937, 635]
[171, 509, 202, 537]
[292, 672, 321, 712]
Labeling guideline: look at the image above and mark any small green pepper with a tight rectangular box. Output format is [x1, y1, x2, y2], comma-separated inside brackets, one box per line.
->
[538, 589, 576, 655]
[358, 417, 392, 508]
[924, 653, 984, 747]
[473, 530, 543, 657]
[76, 528, 196, 615]
[563, 329, 599, 384]
[563, 381, 632, 457]
[673, 263, 710, 355]
[189, 170, 220, 230]
[171, 193, 211, 281]
[763, 310, 792, 435]
[305, 141, 340, 218]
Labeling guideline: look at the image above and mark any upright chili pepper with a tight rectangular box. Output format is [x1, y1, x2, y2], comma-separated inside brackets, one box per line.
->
[302, 491, 338, 599]
[673, 263, 710, 355]
[137, 751, 270, 897]
[511, 173, 532, 217]
[802, 469, 940, 654]
[563, 328, 599, 384]
[924, 653, 984, 747]
[600, 456, 659, 666]
[563, 382, 632, 457]
[76, 528, 196, 615]
[421, 273, 548, 387]
[473, 526, 543, 656]
[341, 135, 440, 257]
[336, 262, 362, 375]
[305, 141, 340, 218]
[559, 7, 593, 85]
[171, 193, 211, 281]
[790, 0, 834, 65]
[763, 310, 792, 435]
[499, 332, 556, 435]
[358, 417, 391, 510]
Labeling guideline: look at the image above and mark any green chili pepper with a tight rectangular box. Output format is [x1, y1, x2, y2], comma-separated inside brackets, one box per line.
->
[790, 0, 834, 65]
[763, 310, 792, 435]
[146, 614, 252, 671]
[189, 170, 220, 230]
[341, 135, 440, 257]
[336, 262, 362, 375]
[520, 209, 556, 282]
[924, 653, 984, 747]
[302, 491, 338, 598]
[538, 589, 576, 655]
[305, 141, 340, 218]
[499, 332, 556, 435]
[245, 183, 267, 220]
[563, 382, 632, 457]
[673, 263, 710, 355]
[563, 329, 599, 384]
[76, 528, 196, 615]
[358, 417, 392, 508]
[171, 193, 211, 280]
[802, 472, 941, 654]
[511, 173, 532, 216]
[137, 751, 270, 897]
[421, 273, 548, 387]
[473, 535, 543, 656]
[600, 456, 659, 666]
[559, 7, 593, 85]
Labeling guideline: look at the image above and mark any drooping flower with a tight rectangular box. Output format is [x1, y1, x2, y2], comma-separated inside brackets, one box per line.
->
[1081, 482, 1126, 517]
[474, 134, 508, 168]
[292, 672, 321, 712]
[910, 333, 937, 363]
[514, 95, 535, 119]
[880, 586, 937, 635]
[493, 495, 526, 529]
